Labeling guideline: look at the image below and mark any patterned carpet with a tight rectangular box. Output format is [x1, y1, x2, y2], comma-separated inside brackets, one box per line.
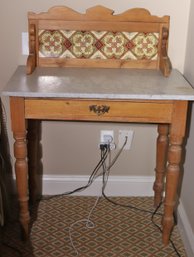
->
[0, 196, 186, 257]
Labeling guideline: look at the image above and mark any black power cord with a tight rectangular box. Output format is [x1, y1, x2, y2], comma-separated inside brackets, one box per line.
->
[0, 146, 110, 257]
[100, 144, 183, 257]
[41, 137, 183, 256]
[2, 137, 182, 256]
[150, 203, 182, 257]
[41, 145, 110, 201]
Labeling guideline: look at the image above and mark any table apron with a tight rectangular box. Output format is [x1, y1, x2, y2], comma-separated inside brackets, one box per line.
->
[25, 98, 174, 123]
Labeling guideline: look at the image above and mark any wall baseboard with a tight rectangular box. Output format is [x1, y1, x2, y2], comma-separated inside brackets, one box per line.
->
[177, 201, 194, 257]
[42, 175, 155, 196]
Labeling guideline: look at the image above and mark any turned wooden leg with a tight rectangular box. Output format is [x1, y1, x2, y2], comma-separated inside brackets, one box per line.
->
[10, 97, 30, 239]
[153, 124, 169, 206]
[163, 136, 183, 244]
[27, 119, 41, 204]
[162, 101, 188, 245]
[14, 131, 30, 238]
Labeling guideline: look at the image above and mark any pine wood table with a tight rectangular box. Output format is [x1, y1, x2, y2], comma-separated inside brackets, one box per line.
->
[3, 66, 194, 245]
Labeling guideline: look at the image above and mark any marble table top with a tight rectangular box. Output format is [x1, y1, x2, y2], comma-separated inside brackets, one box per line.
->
[2, 66, 194, 101]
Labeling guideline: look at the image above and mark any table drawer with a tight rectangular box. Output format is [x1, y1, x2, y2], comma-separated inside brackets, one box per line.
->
[25, 98, 173, 123]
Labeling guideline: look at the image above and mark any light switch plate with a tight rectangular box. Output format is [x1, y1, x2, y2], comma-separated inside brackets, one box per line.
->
[22, 32, 29, 55]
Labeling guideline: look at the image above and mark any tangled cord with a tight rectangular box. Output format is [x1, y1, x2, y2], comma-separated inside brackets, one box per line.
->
[62, 137, 182, 256]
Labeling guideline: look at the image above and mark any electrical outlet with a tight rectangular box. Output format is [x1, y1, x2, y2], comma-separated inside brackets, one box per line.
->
[100, 130, 116, 150]
[100, 130, 114, 143]
[118, 130, 134, 150]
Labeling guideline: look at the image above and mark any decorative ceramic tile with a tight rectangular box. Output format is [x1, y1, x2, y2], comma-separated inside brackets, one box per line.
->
[39, 30, 159, 60]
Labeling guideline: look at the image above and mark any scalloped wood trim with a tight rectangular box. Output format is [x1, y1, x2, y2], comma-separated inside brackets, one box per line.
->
[28, 5, 169, 23]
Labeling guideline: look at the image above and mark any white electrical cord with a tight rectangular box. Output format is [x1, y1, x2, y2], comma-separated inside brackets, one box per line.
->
[68, 145, 112, 256]
[68, 138, 128, 256]
[69, 196, 101, 256]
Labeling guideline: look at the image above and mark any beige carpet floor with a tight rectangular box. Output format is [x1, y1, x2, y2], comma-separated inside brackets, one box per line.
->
[0, 196, 186, 257]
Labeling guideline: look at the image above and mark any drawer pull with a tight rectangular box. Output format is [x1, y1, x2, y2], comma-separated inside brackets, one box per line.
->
[89, 105, 110, 116]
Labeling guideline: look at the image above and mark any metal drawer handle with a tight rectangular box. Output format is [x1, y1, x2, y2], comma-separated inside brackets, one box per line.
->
[89, 105, 110, 116]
